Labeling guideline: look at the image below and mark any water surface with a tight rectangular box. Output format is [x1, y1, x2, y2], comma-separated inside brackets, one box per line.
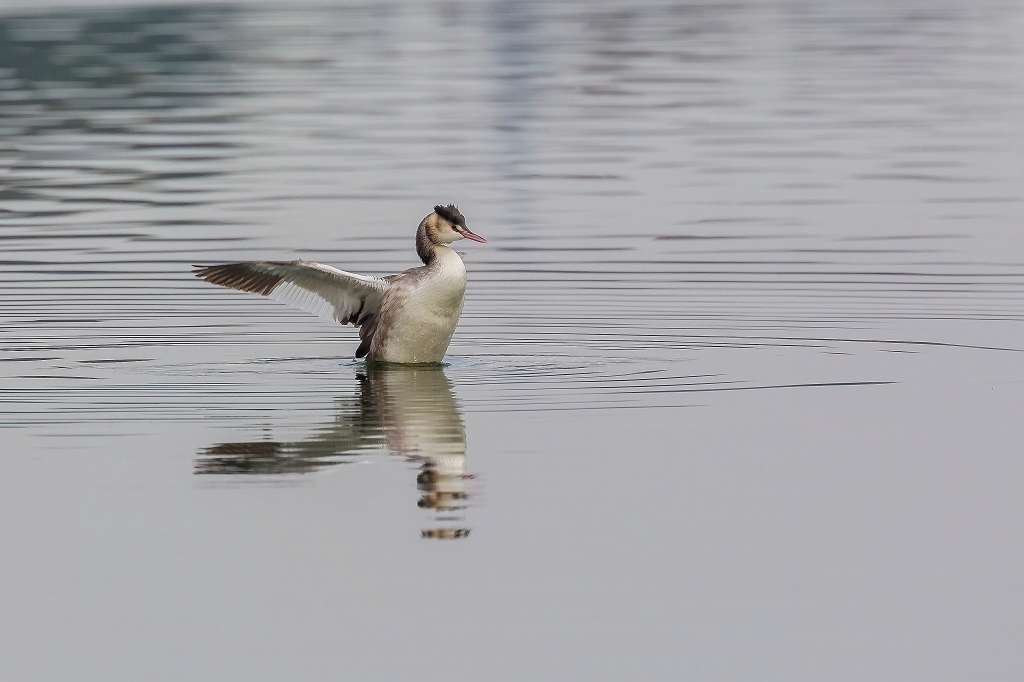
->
[1, 1, 1023, 680]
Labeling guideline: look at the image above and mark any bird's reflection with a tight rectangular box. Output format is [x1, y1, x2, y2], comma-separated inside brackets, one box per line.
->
[196, 365, 473, 540]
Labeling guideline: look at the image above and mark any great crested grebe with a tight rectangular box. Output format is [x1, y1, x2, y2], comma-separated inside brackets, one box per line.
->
[193, 204, 485, 364]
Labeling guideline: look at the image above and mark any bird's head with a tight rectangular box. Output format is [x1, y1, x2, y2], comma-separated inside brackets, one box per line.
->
[428, 204, 486, 244]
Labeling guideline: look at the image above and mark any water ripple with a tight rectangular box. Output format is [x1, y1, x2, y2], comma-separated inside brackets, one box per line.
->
[1, 0, 1022, 458]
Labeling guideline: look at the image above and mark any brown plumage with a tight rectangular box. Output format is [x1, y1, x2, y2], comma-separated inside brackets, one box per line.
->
[192, 262, 287, 297]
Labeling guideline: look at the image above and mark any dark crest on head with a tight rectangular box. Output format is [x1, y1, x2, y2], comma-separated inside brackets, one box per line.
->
[434, 204, 466, 227]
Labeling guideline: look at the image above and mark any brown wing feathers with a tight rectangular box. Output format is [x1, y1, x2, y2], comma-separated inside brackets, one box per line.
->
[192, 260, 389, 337]
[192, 263, 287, 297]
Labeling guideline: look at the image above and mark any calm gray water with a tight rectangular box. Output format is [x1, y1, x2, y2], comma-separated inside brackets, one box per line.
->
[2, 1, 1023, 680]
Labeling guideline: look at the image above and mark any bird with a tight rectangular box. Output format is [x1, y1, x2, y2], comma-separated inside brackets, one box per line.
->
[192, 204, 486, 364]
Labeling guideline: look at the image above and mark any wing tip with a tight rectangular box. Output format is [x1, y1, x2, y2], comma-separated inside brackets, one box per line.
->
[191, 262, 282, 296]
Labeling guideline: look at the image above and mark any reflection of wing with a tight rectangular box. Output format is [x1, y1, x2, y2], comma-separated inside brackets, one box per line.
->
[196, 383, 378, 475]
[194, 367, 473, 539]
[193, 261, 390, 325]
[198, 441, 332, 475]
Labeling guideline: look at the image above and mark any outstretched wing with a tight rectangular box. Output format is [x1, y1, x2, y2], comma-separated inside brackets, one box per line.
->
[192, 260, 390, 325]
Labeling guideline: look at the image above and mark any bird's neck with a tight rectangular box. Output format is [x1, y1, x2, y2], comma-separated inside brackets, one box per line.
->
[416, 219, 447, 265]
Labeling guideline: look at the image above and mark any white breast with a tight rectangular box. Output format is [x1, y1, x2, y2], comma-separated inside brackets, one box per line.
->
[419, 248, 467, 308]
[373, 248, 467, 363]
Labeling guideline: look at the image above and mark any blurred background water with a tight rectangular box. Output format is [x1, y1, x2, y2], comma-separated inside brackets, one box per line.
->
[1, 1, 1022, 680]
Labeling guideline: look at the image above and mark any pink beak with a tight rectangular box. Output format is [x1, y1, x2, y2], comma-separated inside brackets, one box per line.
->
[458, 226, 487, 243]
